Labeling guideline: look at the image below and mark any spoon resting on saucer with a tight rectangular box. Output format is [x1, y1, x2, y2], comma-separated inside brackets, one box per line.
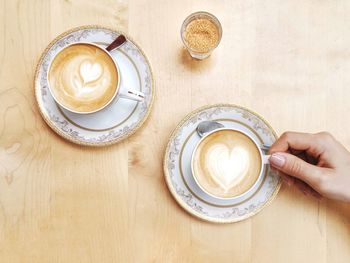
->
[106, 34, 127, 52]
[196, 120, 271, 151]
[196, 120, 224, 137]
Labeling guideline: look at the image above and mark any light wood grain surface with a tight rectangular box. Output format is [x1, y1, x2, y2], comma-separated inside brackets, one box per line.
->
[1, 0, 350, 262]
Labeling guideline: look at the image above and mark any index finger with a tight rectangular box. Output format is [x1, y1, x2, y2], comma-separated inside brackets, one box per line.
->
[269, 131, 325, 158]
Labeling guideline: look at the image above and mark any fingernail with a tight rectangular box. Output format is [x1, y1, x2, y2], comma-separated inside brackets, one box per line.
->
[270, 153, 286, 168]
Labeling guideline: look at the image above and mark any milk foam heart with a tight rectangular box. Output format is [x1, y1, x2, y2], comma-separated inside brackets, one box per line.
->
[79, 60, 103, 84]
[206, 145, 249, 192]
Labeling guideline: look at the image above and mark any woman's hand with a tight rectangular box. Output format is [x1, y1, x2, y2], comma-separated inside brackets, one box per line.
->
[269, 131, 350, 202]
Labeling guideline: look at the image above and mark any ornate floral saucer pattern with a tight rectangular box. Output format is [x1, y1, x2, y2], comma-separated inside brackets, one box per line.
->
[163, 104, 281, 223]
[34, 25, 155, 146]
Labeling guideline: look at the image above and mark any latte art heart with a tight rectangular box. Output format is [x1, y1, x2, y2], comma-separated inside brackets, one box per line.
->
[79, 60, 103, 84]
[206, 145, 249, 192]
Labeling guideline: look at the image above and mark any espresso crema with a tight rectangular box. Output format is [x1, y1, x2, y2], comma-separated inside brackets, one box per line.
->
[48, 43, 118, 113]
[192, 130, 262, 198]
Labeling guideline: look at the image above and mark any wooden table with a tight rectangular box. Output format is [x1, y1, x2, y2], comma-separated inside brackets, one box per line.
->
[1, 0, 350, 262]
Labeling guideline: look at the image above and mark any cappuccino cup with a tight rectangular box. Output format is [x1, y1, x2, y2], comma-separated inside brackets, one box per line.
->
[47, 42, 145, 114]
[191, 128, 270, 200]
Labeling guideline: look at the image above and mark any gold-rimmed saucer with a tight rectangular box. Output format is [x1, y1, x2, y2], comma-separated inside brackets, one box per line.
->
[163, 104, 281, 223]
[34, 25, 155, 146]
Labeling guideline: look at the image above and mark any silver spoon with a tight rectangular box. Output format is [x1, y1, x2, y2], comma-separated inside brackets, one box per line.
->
[196, 120, 271, 151]
[196, 121, 225, 137]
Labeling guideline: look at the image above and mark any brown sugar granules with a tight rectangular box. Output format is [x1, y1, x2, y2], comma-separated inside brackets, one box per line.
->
[184, 18, 219, 53]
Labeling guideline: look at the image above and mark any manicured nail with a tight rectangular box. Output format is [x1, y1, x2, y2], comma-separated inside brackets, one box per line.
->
[269, 153, 286, 168]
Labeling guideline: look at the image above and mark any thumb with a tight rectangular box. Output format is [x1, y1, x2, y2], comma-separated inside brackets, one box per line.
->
[269, 152, 322, 186]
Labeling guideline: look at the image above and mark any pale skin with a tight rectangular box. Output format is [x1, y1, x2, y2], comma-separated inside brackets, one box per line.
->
[269, 132, 350, 202]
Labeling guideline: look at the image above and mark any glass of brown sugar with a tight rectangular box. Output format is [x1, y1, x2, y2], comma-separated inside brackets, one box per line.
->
[181, 11, 222, 59]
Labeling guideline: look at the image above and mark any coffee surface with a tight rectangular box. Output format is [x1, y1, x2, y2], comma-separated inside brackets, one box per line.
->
[49, 43, 118, 113]
[193, 130, 262, 198]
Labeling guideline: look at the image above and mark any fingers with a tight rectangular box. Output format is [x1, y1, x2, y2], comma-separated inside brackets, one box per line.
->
[269, 131, 342, 200]
[269, 152, 324, 186]
[270, 132, 314, 152]
[269, 131, 331, 158]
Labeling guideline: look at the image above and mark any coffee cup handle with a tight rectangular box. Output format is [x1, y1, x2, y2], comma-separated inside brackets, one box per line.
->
[262, 154, 271, 165]
[119, 89, 145, 102]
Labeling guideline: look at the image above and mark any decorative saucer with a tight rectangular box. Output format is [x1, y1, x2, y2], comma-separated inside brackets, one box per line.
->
[34, 25, 155, 146]
[163, 104, 281, 223]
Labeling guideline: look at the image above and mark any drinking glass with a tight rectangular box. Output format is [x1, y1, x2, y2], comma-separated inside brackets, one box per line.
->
[181, 11, 222, 59]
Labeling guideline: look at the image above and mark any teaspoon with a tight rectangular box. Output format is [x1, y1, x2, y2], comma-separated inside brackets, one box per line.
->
[106, 34, 127, 52]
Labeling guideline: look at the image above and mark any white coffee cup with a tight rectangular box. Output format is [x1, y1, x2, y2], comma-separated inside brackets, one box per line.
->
[191, 128, 270, 200]
[47, 42, 145, 114]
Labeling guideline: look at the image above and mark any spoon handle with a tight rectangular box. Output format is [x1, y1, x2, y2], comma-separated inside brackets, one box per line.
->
[106, 35, 127, 52]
